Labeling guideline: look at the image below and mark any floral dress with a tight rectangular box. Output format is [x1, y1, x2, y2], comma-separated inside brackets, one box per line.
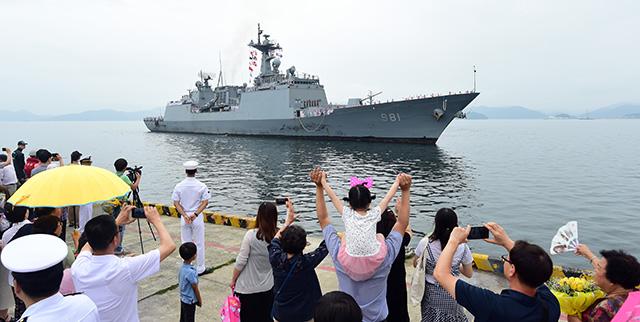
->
[581, 293, 628, 322]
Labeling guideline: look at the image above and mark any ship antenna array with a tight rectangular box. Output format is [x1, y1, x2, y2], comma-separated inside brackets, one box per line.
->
[361, 91, 382, 105]
[473, 65, 477, 93]
[218, 52, 224, 87]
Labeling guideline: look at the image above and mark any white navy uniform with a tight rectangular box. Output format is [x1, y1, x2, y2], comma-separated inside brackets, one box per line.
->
[172, 161, 211, 274]
[18, 292, 99, 322]
[78, 203, 93, 233]
[0, 234, 99, 322]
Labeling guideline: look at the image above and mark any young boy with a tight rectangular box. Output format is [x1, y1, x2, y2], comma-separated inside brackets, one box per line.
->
[179, 242, 202, 322]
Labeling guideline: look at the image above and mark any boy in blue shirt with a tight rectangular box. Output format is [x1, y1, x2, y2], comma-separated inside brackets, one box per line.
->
[179, 242, 202, 322]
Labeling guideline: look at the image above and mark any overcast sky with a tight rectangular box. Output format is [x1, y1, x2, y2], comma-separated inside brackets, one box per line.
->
[1, 0, 638, 115]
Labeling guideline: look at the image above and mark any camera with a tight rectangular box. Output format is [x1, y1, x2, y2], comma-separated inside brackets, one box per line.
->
[125, 165, 143, 181]
[132, 207, 146, 219]
[1, 148, 6, 152]
[275, 197, 289, 205]
[51, 153, 60, 161]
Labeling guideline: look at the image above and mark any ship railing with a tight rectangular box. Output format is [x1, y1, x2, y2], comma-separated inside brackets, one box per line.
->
[144, 116, 164, 122]
[395, 90, 476, 101]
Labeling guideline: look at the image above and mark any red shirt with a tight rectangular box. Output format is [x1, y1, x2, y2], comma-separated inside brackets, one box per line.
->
[24, 157, 39, 178]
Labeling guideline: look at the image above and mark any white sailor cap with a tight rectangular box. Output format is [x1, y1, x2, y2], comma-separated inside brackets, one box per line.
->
[183, 160, 199, 170]
[1, 234, 68, 273]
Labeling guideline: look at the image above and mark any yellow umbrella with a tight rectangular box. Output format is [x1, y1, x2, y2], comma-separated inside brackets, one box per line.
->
[8, 165, 131, 207]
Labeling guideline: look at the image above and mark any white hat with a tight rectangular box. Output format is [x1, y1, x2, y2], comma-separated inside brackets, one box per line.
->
[1, 234, 68, 273]
[183, 160, 198, 170]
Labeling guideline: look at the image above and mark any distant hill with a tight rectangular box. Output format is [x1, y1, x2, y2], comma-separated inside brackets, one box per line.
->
[45, 108, 161, 121]
[586, 103, 640, 119]
[466, 106, 547, 119]
[0, 108, 161, 122]
[553, 113, 576, 119]
[1, 109, 47, 121]
[623, 113, 640, 119]
[466, 111, 488, 120]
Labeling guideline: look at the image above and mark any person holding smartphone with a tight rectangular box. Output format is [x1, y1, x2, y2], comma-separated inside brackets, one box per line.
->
[434, 222, 560, 322]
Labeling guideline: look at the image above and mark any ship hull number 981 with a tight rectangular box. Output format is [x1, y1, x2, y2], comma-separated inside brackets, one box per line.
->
[380, 113, 401, 122]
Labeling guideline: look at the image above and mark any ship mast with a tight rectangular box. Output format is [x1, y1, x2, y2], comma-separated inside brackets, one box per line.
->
[248, 23, 282, 79]
[217, 52, 224, 87]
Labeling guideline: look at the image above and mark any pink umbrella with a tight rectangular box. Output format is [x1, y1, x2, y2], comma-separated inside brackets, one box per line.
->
[612, 291, 640, 322]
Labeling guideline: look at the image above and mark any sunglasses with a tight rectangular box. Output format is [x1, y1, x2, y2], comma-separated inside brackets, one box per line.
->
[501, 255, 513, 265]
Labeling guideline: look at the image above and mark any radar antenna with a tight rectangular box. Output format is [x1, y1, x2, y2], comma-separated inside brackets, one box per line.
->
[361, 91, 383, 105]
[197, 70, 214, 85]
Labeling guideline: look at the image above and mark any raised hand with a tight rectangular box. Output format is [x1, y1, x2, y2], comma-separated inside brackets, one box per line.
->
[450, 225, 471, 244]
[143, 206, 162, 224]
[116, 204, 135, 226]
[398, 173, 412, 191]
[309, 167, 323, 185]
[284, 199, 299, 226]
[483, 222, 515, 251]
[576, 244, 594, 259]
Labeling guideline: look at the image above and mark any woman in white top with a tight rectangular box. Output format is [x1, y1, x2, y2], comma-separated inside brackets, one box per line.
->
[414, 208, 474, 322]
[230, 202, 278, 322]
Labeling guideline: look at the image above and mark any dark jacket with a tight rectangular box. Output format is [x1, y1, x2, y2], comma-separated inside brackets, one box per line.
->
[268, 238, 328, 322]
[12, 149, 26, 180]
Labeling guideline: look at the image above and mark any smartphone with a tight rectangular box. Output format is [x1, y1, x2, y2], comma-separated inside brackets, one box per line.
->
[275, 198, 288, 205]
[468, 226, 489, 240]
[1, 148, 6, 152]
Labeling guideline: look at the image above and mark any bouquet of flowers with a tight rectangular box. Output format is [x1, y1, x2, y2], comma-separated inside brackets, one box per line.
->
[547, 276, 606, 315]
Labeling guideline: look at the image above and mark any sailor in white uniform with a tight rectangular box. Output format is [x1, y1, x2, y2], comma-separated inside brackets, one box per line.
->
[172, 160, 211, 274]
[0, 234, 99, 322]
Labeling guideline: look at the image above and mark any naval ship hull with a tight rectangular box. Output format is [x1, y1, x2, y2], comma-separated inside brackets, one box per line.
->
[144, 93, 478, 144]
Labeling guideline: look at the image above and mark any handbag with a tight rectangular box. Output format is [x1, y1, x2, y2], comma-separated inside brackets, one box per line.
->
[220, 290, 240, 322]
[409, 238, 429, 305]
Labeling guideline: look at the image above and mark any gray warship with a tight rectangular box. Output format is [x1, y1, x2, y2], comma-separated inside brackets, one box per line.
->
[144, 25, 479, 144]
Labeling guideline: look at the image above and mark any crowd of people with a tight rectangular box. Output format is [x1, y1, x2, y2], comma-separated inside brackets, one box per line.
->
[1, 139, 640, 322]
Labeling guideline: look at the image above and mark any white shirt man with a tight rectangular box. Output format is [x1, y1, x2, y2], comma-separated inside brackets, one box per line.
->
[1, 234, 99, 322]
[72, 249, 160, 321]
[0, 153, 18, 195]
[71, 206, 176, 322]
[172, 160, 211, 274]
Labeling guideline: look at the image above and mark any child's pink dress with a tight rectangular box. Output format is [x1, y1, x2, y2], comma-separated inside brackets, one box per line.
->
[337, 206, 388, 281]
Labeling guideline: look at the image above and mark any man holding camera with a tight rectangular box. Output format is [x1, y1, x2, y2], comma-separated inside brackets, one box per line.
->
[71, 206, 176, 321]
[172, 161, 210, 275]
[113, 158, 141, 254]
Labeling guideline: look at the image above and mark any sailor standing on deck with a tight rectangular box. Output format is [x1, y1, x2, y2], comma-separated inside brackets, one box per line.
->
[172, 161, 211, 275]
[1, 234, 99, 321]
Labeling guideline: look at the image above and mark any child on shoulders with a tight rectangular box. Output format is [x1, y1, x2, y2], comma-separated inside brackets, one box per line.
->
[319, 172, 401, 281]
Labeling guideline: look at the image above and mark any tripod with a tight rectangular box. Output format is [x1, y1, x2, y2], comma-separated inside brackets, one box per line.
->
[131, 188, 157, 254]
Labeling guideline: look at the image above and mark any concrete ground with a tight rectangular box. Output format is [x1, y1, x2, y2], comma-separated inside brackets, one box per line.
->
[61, 208, 518, 321]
